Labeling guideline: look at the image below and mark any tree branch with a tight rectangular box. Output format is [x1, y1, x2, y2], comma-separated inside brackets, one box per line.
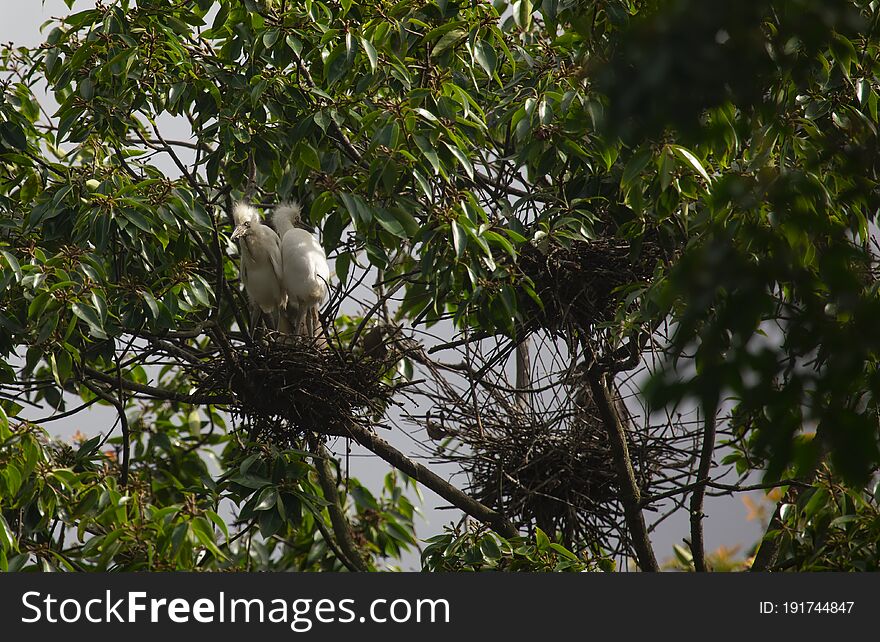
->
[515, 336, 531, 412]
[586, 369, 659, 571]
[308, 436, 371, 572]
[689, 411, 717, 572]
[82, 380, 130, 486]
[343, 422, 518, 539]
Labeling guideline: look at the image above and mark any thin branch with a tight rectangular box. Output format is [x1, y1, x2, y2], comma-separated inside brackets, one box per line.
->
[641, 477, 810, 506]
[112, 351, 131, 487]
[689, 411, 717, 572]
[515, 336, 531, 412]
[83, 381, 130, 486]
[342, 422, 518, 539]
[81, 364, 229, 406]
[27, 397, 99, 424]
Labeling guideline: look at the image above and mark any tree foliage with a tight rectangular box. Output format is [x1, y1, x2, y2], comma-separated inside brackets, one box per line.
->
[1, 0, 879, 571]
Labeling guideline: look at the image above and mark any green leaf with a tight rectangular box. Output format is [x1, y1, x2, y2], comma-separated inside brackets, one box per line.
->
[0, 122, 27, 151]
[360, 37, 378, 73]
[299, 142, 321, 171]
[373, 208, 408, 238]
[255, 487, 278, 511]
[432, 29, 466, 56]
[286, 35, 303, 55]
[191, 516, 226, 559]
[549, 542, 579, 561]
[803, 488, 829, 519]
[483, 230, 516, 260]
[514, 0, 533, 30]
[621, 148, 653, 187]
[480, 536, 501, 560]
[0, 250, 22, 282]
[473, 40, 497, 75]
[412, 168, 433, 201]
[325, 45, 351, 85]
[0, 514, 16, 553]
[0, 405, 10, 441]
[414, 108, 439, 122]
[263, 29, 280, 48]
[121, 208, 152, 233]
[443, 142, 474, 179]
[673, 543, 693, 565]
[414, 135, 441, 175]
[534, 527, 550, 551]
[80, 76, 98, 100]
[71, 302, 108, 339]
[671, 145, 711, 182]
[389, 206, 420, 236]
[451, 220, 467, 258]
[206, 510, 229, 540]
[140, 290, 160, 321]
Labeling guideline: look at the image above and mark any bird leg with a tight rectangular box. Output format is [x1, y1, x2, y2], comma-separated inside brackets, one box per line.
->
[285, 301, 306, 336]
[248, 303, 262, 338]
[278, 311, 292, 335]
[261, 309, 278, 332]
[305, 306, 316, 338]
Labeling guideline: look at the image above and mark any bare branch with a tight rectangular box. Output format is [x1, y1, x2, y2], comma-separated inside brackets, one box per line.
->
[342, 422, 519, 539]
[689, 411, 717, 572]
[308, 437, 371, 572]
[586, 369, 659, 571]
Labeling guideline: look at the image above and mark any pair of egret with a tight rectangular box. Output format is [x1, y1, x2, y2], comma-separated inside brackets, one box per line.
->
[231, 201, 329, 338]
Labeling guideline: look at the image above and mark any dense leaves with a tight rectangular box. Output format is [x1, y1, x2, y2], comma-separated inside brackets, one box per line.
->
[1, 0, 879, 571]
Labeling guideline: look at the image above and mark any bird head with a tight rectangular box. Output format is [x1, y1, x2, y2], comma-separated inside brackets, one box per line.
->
[231, 203, 260, 240]
[272, 201, 316, 234]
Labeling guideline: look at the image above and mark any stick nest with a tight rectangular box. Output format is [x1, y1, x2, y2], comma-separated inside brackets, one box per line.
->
[196, 339, 395, 445]
[427, 372, 688, 552]
[459, 409, 665, 547]
[517, 237, 665, 331]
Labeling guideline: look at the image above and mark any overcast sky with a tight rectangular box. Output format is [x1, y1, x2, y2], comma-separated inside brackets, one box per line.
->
[1, 0, 766, 569]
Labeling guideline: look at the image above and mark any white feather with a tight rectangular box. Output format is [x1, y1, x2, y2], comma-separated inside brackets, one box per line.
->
[233, 202, 285, 315]
[272, 201, 330, 335]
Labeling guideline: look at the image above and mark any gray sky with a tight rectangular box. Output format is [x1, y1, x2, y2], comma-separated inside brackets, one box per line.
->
[2, 0, 767, 569]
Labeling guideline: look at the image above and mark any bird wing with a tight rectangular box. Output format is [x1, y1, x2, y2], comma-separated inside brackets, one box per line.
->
[239, 245, 248, 290]
[268, 232, 284, 285]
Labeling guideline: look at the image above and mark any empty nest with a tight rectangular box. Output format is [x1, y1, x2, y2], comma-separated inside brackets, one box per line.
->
[439, 389, 683, 553]
[517, 237, 665, 331]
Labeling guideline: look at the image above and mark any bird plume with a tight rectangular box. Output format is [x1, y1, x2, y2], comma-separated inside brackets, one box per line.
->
[232, 202, 260, 226]
[271, 201, 303, 239]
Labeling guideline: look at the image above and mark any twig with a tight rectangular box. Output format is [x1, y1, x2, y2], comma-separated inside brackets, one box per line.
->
[83, 381, 130, 486]
[641, 477, 810, 506]
[689, 411, 717, 572]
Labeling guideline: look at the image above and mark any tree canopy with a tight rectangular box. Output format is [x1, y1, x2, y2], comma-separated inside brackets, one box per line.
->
[1, 0, 879, 571]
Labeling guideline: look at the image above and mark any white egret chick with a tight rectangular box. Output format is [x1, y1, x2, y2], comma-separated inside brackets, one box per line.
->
[231, 202, 285, 334]
[271, 201, 330, 337]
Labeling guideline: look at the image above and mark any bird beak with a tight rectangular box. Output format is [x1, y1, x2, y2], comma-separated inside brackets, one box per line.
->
[231, 225, 246, 240]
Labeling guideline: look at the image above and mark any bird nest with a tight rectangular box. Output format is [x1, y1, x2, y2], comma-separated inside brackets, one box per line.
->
[195, 338, 395, 446]
[438, 390, 682, 551]
[516, 237, 665, 331]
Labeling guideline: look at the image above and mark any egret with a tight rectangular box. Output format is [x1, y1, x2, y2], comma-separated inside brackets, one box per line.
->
[271, 201, 330, 337]
[231, 202, 285, 335]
